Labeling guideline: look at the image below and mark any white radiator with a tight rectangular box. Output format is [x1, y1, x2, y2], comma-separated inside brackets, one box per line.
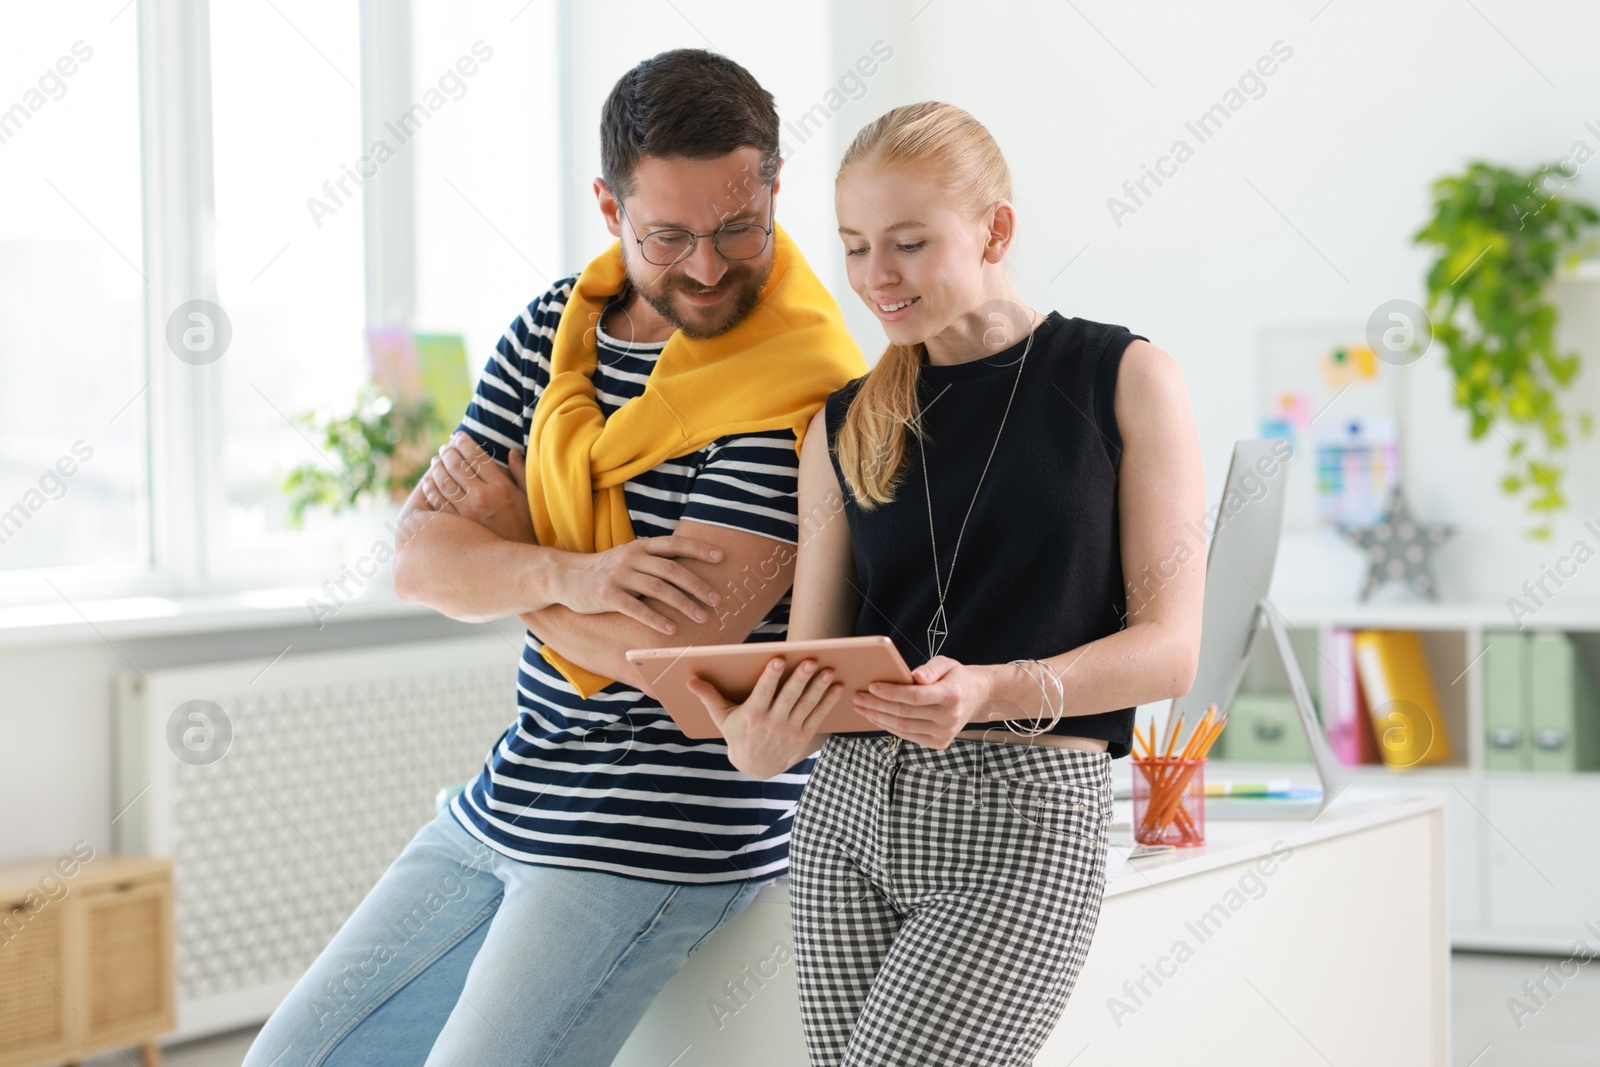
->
[113, 635, 520, 1040]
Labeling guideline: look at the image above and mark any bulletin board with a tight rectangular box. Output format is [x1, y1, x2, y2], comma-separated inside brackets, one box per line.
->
[1257, 323, 1401, 536]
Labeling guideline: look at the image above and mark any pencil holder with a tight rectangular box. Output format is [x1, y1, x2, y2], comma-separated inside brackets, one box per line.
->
[1132, 757, 1206, 847]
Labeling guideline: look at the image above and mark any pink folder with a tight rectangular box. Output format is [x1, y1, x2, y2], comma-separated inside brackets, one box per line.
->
[1327, 628, 1379, 765]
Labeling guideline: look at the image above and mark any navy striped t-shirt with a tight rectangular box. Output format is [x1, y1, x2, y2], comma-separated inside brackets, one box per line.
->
[447, 276, 813, 883]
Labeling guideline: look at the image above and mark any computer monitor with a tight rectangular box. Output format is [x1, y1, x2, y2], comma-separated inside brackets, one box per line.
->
[1168, 439, 1342, 819]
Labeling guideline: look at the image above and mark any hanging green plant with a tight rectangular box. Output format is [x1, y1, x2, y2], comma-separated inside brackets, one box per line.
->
[281, 384, 443, 526]
[1413, 160, 1600, 539]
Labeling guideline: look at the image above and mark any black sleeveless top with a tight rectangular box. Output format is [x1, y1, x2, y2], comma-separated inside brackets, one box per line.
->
[823, 311, 1147, 759]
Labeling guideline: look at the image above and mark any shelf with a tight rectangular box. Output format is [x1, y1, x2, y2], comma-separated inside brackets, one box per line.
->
[1229, 613, 1600, 775]
[1275, 600, 1600, 631]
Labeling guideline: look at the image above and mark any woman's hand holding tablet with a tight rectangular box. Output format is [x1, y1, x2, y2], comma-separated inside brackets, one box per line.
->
[686, 656, 842, 779]
[624, 636, 915, 778]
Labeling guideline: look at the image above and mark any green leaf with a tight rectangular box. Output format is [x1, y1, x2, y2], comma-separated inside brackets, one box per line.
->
[278, 381, 446, 522]
[1418, 158, 1599, 537]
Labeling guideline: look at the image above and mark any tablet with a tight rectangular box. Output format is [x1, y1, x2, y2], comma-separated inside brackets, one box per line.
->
[624, 635, 915, 739]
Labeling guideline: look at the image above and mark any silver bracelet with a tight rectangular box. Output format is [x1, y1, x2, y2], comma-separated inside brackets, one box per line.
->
[1035, 658, 1066, 734]
[1013, 660, 1060, 736]
[1003, 658, 1064, 737]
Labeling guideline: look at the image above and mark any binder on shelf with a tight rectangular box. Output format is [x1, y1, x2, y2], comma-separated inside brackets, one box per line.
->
[1222, 692, 1312, 762]
[1327, 628, 1380, 765]
[1352, 630, 1455, 768]
[1481, 630, 1531, 772]
[1527, 631, 1600, 773]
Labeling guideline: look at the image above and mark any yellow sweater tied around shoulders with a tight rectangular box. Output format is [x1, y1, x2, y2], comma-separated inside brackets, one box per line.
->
[525, 222, 867, 698]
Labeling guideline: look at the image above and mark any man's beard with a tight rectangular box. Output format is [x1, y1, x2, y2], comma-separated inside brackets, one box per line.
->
[630, 261, 769, 340]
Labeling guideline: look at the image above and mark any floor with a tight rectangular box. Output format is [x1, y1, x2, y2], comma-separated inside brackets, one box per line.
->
[79, 952, 1600, 1066]
[1449, 950, 1600, 1066]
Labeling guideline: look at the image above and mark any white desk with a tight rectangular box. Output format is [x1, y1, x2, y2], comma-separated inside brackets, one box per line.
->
[613, 787, 1448, 1066]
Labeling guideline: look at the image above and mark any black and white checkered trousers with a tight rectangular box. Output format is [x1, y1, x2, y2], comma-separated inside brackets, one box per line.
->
[788, 732, 1113, 1066]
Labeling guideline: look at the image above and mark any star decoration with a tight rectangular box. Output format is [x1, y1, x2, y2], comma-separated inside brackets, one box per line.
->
[1338, 485, 1455, 601]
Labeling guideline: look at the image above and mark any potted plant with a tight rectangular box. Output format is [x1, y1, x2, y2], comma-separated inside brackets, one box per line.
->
[281, 383, 443, 526]
[1413, 160, 1600, 539]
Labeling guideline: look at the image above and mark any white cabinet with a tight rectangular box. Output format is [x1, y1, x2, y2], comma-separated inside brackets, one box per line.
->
[1442, 776, 1485, 936]
[1483, 777, 1600, 945]
[1205, 601, 1600, 953]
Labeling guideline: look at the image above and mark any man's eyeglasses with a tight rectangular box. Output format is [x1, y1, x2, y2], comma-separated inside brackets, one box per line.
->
[618, 189, 775, 266]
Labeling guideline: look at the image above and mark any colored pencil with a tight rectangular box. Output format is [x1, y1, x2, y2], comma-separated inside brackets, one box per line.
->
[1136, 704, 1225, 841]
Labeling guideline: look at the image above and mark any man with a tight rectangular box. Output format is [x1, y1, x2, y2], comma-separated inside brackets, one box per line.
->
[243, 49, 863, 1066]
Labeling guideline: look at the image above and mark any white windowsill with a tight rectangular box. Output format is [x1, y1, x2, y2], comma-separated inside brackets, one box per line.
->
[0, 585, 437, 649]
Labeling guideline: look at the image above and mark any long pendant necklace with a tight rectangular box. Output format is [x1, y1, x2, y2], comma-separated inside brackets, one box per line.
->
[920, 313, 1040, 659]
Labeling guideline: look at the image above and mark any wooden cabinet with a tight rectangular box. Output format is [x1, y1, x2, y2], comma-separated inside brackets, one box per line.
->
[0, 856, 173, 1067]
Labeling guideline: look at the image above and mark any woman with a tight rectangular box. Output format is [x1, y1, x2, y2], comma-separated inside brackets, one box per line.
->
[687, 101, 1206, 1065]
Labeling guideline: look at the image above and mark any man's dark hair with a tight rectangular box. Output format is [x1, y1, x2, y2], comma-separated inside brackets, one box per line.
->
[599, 49, 780, 204]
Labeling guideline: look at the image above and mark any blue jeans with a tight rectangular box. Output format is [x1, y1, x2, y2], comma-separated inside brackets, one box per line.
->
[241, 807, 770, 1067]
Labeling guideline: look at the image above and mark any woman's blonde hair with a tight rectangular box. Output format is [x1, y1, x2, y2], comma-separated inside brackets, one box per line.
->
[833, 101, 1013, 509]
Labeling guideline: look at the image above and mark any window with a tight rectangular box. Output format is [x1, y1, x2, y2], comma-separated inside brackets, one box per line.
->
[208, 1, 367, 581]
[0, 0, 563, 606]
[0, 5, 146, 580]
